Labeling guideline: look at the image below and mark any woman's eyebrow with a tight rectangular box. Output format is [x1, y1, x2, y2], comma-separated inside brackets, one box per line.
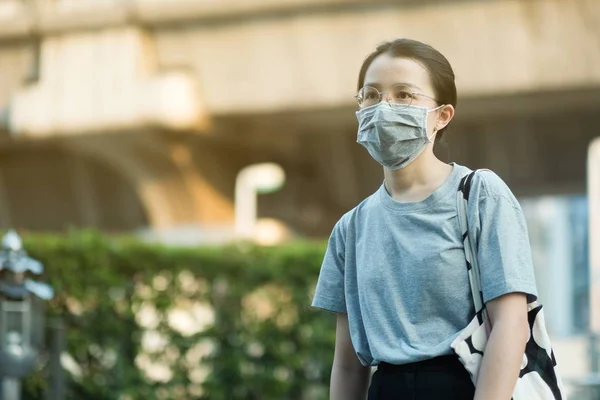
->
[363, 82, 423, 91]
[363, 82, 382, 89]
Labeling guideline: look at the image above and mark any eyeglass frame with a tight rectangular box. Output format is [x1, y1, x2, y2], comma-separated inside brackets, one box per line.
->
[354, 84, 440, 109]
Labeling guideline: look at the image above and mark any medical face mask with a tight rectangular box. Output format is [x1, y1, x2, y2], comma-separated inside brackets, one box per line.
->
[356, 103, 442, 170]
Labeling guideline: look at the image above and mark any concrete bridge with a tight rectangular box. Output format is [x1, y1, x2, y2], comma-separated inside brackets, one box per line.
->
[0, 0, 598, 235]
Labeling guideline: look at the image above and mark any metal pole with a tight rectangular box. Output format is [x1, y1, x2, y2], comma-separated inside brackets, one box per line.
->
[2, 378, 20, 400]
[46, 318, 65, 400]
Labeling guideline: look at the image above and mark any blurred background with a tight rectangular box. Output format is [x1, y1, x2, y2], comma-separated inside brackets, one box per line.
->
[0, 0, 599, 398]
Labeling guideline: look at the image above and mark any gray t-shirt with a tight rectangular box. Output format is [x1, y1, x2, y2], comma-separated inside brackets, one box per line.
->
[311, 163, 538, 366]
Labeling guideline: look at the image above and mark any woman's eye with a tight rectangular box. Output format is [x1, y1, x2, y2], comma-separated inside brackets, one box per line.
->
[395, 91, 413, 100]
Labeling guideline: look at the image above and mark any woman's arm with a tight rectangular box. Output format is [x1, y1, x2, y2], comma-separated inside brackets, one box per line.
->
[330, 313, 371, 400]
[473, 292, 529, 400]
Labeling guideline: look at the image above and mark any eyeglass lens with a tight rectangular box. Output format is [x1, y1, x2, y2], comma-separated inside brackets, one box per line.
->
[356, 84, 415, 108]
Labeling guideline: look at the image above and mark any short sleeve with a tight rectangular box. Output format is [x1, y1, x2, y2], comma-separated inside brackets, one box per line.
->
[311, 219, 347, 313]
[470, 174, 538, 304]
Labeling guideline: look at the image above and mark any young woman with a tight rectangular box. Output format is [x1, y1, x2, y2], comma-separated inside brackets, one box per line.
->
[311, 39, 537, 400]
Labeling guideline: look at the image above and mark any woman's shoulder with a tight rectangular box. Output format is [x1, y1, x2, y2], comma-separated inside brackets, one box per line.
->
[466, 167, 520, 206]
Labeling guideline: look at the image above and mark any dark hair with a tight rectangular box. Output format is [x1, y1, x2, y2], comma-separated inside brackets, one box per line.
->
[357, 39, 457, 141]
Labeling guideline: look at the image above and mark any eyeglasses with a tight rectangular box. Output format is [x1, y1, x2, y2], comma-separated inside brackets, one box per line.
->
[355, 84, 438, 109]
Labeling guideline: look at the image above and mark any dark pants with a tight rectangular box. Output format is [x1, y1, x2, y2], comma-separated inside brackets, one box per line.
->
[368, 355, 475, 400]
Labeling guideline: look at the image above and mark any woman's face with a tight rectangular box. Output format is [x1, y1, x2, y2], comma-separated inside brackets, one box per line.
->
[362, 53, 452, 138]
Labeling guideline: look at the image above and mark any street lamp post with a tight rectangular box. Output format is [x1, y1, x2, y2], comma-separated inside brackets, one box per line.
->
[234, 163, 286, 240]
[0, 230, 54, 400]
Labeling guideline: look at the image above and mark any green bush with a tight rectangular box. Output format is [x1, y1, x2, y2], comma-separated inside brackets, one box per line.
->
[17, 231, 335, 400]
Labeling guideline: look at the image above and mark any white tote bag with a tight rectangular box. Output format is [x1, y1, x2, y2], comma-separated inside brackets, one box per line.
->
[450, 171, 567, 400]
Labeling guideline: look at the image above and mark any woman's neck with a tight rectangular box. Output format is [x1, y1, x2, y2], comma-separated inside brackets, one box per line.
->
[383, 153, 453, 202]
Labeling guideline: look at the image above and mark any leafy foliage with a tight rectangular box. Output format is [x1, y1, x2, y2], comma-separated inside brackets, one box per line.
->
[17, 231, 335, 400]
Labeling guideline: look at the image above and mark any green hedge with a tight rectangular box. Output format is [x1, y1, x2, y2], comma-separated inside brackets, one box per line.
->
[17, 231, 335, 400]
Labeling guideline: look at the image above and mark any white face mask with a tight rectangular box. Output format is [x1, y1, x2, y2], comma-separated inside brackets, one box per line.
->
[356, 102, 442, 170]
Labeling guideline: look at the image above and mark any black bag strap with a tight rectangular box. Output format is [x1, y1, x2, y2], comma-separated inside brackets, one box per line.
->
[457, 170, 486, 314]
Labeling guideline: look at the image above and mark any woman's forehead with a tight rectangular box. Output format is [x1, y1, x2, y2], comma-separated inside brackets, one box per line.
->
[364, 54, 431, 90]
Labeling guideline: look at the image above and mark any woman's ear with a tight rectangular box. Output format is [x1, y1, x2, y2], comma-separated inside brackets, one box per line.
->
[435, 105, 455, 132]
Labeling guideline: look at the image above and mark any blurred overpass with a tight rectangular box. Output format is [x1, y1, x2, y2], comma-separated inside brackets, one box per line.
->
[0, 0, 598, 234]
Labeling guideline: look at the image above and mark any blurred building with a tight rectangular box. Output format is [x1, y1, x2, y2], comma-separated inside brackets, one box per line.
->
[0, 0, 599, 388]
[0, 0, 598, 238]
